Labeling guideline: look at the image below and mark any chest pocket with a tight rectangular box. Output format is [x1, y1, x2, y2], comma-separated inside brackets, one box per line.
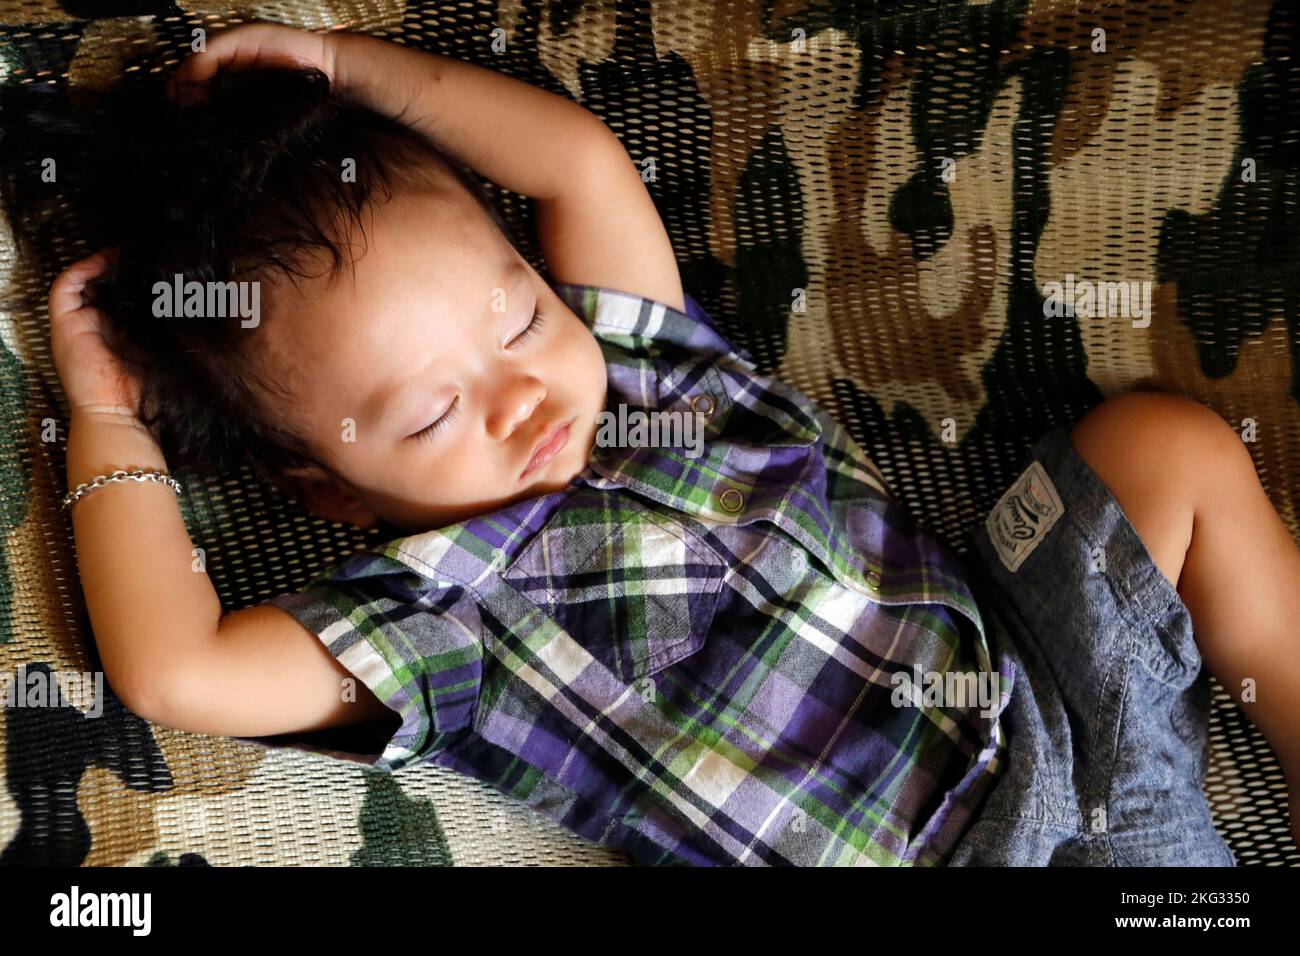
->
[502, 491, 726, 683]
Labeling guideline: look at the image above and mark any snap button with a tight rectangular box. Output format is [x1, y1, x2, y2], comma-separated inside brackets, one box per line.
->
[865, 569, 882, 590]
[792, 550, 807, 570]
[718, 488, 745, 512]
[690, 394, 715, 416]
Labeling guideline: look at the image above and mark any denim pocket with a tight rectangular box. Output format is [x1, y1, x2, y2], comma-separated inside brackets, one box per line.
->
[502, 489, 725, 682]
[1119, 559, 1203, 690]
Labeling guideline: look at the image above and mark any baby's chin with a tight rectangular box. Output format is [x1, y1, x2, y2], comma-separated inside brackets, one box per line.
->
[375, 464, 593, 538]
[555, 412, 601, 482]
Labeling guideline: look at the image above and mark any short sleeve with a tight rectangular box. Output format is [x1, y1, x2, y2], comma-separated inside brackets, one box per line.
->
[232, 553, 485, 773]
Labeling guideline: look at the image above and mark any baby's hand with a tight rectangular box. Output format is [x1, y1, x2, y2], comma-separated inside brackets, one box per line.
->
[167, 22, 340, 106]
[48, 249, 143, 423]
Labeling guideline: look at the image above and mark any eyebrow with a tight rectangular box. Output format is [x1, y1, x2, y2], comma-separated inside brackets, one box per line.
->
[367, 259, 532, 431]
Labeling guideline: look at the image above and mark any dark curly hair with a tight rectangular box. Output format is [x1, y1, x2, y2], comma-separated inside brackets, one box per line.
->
[0, 65, 517, 503]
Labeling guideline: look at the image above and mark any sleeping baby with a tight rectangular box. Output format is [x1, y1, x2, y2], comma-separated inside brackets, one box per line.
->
[4, 22, 1298, 865]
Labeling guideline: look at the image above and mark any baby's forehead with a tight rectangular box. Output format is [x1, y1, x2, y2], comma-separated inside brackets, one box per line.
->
[276, 182, 516, 295]
[364, 187, 522, 286]
[255, 216, 528, 390]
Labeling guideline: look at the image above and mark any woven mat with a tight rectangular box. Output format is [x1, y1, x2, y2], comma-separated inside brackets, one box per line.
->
[1, 0, 1297, 865]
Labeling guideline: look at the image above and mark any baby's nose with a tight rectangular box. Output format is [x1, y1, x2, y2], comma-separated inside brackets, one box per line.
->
[486, 377, 546, 439]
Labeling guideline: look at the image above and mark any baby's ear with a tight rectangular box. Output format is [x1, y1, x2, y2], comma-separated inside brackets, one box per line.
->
[277, 464, 380, 530]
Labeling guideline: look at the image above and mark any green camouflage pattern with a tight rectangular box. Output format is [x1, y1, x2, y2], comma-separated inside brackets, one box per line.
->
[0, 0, 1297, 865]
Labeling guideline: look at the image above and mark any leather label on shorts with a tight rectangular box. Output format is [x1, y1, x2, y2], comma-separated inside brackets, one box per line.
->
[986, 460, 1064, 573]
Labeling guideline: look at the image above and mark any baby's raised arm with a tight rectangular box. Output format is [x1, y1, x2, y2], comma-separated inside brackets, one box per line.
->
[57, 257, 396, 739]
[175, 23, 685, 309]
[328, 30, 685, 309]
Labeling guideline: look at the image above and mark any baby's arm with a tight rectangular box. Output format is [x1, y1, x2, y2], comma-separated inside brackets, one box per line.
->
[329, 30, 685, 311]
[176, 24, 684, 310]
[52, 252, 395, 739]
[71, 411, 398, 737]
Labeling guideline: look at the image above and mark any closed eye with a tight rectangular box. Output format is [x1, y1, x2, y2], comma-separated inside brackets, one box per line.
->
[412, 394, 460, 443]
[410, 311, 545, 443]
[509, 309, 545, 347]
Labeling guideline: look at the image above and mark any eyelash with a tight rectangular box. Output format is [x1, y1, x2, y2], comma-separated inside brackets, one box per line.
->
[412, 309, 545, 443]
[414, 394, 460, 443]
[510, 308, 546, 348]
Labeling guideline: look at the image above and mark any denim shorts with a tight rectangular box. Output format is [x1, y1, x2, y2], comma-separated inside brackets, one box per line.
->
[947, 424, 1235, 866]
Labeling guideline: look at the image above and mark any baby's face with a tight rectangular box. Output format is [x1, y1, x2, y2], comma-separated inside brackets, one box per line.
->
[264, 183, 608, 533]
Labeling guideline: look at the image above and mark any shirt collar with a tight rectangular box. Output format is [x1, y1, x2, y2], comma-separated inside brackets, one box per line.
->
[551, 282, 836, 565]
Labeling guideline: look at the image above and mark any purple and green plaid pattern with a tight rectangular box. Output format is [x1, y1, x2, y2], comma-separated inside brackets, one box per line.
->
[243, 284, 1014, 866]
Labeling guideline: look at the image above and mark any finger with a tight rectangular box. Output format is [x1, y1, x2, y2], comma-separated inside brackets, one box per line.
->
[48, 250, 116, 321]
[170, 46, 278, 107]
[169, 50, 226, 103]
[168, 42, 239, 102]
[83, 246, 121, 305]
[169, 24, 277, 93]
[50, 306, 114, 384]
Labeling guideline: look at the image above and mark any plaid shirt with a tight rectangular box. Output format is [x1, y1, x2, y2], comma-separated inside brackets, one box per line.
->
[239, 284, 1011, 866]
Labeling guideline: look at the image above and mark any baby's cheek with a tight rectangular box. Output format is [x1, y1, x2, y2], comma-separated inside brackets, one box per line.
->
[581, 329, 608, 396]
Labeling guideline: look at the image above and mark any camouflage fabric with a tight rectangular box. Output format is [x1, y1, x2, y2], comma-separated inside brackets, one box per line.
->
[1, 0, 1297, 866]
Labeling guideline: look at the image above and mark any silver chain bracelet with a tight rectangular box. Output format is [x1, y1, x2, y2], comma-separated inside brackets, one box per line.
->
[61, 468, 184, 511]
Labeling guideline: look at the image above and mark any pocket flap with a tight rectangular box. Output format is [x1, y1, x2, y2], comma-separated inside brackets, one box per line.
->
[502, 489, 725, 682]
